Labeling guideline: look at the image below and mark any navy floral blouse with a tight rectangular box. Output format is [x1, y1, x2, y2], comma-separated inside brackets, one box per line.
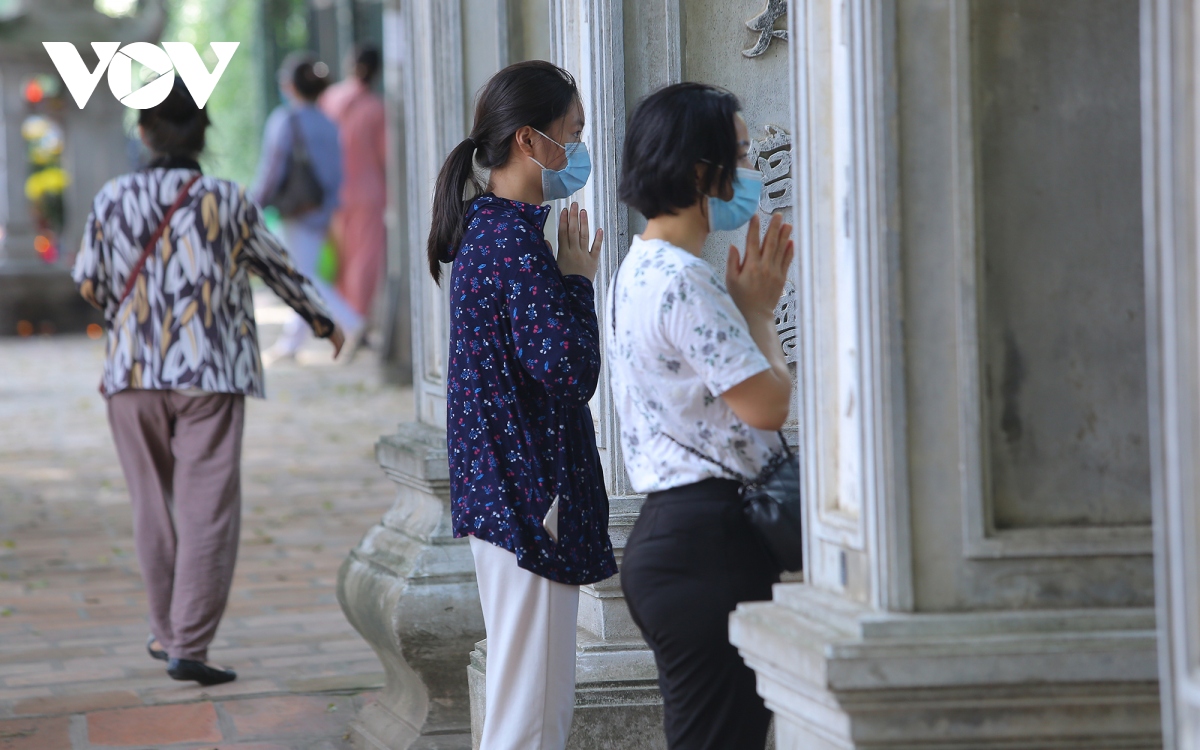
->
[447, 194, 617, 585]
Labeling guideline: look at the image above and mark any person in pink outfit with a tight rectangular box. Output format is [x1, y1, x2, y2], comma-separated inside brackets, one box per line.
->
[320, 47, 387, 348]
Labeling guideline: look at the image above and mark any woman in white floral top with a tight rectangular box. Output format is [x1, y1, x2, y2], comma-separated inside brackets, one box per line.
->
[608, 83, 794, 749]
[73, 79, 343, 687]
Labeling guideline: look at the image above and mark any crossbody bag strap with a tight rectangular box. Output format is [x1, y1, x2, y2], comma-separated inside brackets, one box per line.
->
[117, 173, 201, 306]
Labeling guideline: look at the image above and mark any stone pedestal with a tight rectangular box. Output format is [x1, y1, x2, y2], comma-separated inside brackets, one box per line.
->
[337, 422, 483, 750]
[733, 587, 1159, 749]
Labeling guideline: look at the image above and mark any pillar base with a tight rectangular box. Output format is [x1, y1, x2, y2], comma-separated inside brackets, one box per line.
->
[337, 422, 483, 750]
[730, 584, 1160, 750]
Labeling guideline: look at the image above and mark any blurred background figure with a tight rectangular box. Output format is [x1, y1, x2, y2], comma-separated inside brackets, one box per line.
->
[321, 45, 386, 358]
[72, 77, 343, 687]
[253, 52, 360, 365]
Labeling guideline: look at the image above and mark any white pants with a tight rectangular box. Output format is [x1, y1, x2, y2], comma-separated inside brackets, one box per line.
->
[470, 536, 580, 750]
[275, 221, 363, 354]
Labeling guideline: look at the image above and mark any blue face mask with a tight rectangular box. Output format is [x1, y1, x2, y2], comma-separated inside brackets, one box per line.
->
[708, 167, 763, 231]
[531, 129, 591, 201]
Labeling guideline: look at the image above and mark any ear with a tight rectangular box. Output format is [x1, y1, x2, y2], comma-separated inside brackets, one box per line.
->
[512, 126, 538, 158]
[694, 162, 718, 197]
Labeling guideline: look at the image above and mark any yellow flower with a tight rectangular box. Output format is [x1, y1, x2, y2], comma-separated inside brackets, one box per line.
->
[25, 168, 70, 200]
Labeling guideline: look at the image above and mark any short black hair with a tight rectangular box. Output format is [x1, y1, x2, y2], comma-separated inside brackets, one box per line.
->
[138, 76, 210, 158]
[280, 52, 330, 101]
[619, 83, 742, 219]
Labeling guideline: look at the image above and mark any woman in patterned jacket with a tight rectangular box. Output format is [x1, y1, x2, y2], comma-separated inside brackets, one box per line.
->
[73, 78, 344, 686]
[426, 61, 615, 750]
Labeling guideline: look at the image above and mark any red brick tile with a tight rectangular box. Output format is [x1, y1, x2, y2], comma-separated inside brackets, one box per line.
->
[0, 716, 72, 750]
[13, 689, 141, 716]
[88, 702, 222, 746]
[221, 695, 351, 740]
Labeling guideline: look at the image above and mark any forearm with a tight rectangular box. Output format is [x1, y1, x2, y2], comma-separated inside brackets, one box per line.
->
[745, 310, 793, 409]
[747, 311, 789, 379]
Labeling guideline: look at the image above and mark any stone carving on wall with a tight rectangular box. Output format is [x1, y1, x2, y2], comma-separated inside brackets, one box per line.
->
[743, 0, 788, 58]
[749, 124, 798, 362]
[774, 280, 799, 364]
[748, 124, 793, 213]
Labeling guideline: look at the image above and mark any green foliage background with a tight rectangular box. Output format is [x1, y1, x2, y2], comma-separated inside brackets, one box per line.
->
[160, 0, 309, 187]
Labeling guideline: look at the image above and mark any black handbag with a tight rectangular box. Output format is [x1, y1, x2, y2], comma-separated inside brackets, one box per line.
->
[662, 433, 803, 572]
[265, 113, 324, 218]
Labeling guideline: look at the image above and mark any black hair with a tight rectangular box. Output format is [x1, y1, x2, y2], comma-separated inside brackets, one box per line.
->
[426, 60, 579, 284]
[280, 52, 330, 101]
[137, 76, 210, 159]
[619, 82, 742, 219]
[354, 46, 381, 84]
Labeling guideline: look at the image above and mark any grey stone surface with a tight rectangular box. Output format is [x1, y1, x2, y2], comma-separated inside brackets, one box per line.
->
[338, 422, 483, 750]
[972, 0, 1149, 531]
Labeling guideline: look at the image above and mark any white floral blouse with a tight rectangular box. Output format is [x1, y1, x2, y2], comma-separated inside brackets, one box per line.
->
[73, 167, 334, 398]
[606, 236, 781, 494]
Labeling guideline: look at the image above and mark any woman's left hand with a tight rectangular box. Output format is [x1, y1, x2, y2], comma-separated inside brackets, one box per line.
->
[556, 202, 603, 281]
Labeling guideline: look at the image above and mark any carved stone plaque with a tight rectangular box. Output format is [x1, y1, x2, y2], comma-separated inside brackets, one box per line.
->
[774, 280, 798, 364]
[749, 124, 794, 213]
[743, 0, 789, 58]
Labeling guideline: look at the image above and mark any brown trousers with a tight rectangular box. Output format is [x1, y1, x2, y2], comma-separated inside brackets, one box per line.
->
[107, 390, 244, 662]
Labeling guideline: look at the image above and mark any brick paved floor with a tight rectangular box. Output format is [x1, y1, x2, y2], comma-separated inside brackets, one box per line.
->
[0, 292, 413, 749]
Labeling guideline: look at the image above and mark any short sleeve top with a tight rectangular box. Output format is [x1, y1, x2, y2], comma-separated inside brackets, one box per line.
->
[606, 236, 781, 493]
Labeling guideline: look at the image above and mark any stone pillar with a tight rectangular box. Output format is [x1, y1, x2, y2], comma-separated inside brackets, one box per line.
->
[338, 1, 474, 747]
[1144, 0, 1200, 746]
[337, 1, 552, 747]
[731, 2, 1161, 747]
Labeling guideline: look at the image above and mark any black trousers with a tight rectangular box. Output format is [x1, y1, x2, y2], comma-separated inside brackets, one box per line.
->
[622, 478, 780, 750]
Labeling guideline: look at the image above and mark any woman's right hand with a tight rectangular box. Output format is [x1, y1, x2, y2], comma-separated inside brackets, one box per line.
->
[726, 213, 793, 321]
[555, 202, 603, 281]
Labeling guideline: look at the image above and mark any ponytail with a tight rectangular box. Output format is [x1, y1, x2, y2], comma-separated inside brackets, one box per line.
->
[425, 60, 579, 285]
[427, 138, 478, 283]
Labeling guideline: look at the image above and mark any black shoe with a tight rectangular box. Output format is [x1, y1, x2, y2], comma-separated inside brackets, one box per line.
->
[166, 658, 237, 686]
[146, 635, 168, 662]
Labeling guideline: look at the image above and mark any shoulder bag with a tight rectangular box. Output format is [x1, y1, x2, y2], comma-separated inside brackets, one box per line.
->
[265, 112, 324, 218]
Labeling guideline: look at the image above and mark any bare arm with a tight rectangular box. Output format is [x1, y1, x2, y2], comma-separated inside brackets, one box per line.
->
[720, 214, 794, 431]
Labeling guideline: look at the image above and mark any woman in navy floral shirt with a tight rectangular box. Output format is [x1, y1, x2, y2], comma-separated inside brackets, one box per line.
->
[426, 61, 615, 750]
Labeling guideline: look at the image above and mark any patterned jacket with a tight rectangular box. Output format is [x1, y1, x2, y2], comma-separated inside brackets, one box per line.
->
[73, 165, 334, 398]
[447, 194, 617, 585]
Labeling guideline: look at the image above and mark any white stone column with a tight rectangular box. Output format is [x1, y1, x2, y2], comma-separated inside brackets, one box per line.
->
[337, 1, 515, 747]
[1144, 0, 1200, 746]
[731, 1, 1162, 747]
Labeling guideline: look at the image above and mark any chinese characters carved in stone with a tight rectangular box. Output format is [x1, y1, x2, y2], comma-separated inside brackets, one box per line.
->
[743, 0, 789, 58]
